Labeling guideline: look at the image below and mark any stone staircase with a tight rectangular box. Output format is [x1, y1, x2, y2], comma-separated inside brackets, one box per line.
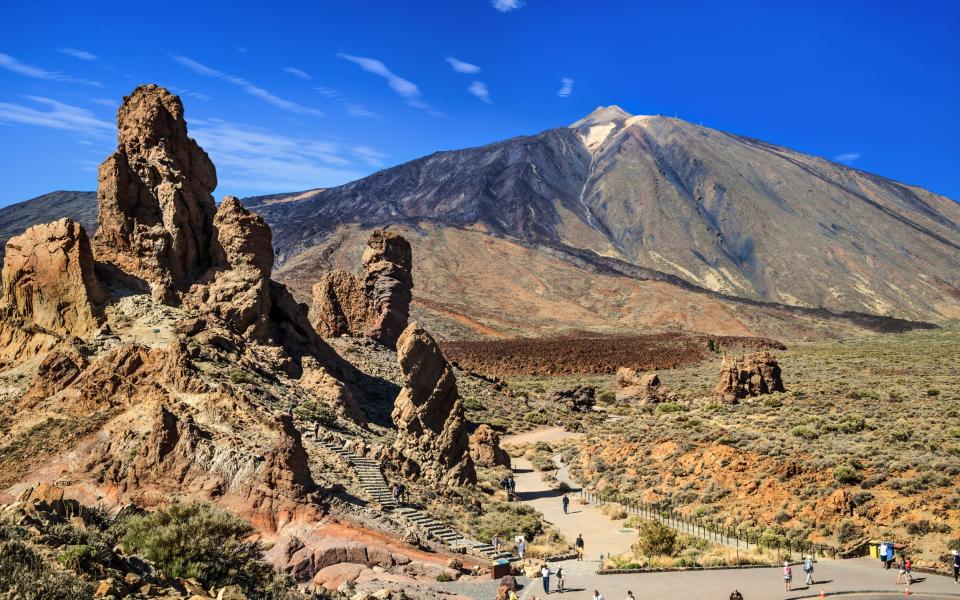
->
[317, 438, 512, 563]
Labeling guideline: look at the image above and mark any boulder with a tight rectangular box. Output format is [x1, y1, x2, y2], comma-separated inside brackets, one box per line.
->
[216, 585, 248, 600]
[391, 321, 476, 486]
[1, 218, 104, 337]
[310, 229, 412, 349]
[713, 352, 785, 403]
[615, 368, 665, 403]
[468, 424, 511, 468]
[94, 84, 217, 302]
[548, 385, 596, 412]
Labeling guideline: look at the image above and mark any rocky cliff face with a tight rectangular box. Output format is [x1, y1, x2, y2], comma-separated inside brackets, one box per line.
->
[94, 84, 217, 302]
[1, 218, 104, 337]
[391, 321, 475, 486]
[310, 229, 412, 349]
[713, 351, 785, 402]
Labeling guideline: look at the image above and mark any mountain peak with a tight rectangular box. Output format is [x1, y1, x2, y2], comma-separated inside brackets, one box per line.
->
[570, 105, 634, 128]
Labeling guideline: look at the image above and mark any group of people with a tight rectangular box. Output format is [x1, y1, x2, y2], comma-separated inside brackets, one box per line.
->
[499, 476, 517, 499]
[782, 555, 816, 591]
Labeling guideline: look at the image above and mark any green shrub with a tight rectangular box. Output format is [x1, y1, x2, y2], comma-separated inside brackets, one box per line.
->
[597, 390, 616, 403]
[927, 389, 940, 397]
[294, 400, 336, 428]
[57, 544, 97, 572]
[656, 402, 687, 414]
[523, 411, 548, 425]
[763, 397, 783, 408]
[636, 520, 677, 556]
[473, 502, 542, 544]
[833, 465, 862, 485]
[791, 425, 819, 440]
[0, 538, 94, 599]
[948, 428, 960, 439]
[120, 502, 270, 592]
[436, 572, 454, 582]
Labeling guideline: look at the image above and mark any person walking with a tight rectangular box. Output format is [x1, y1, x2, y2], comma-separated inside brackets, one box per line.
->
[391, 483, 399, 505]
[625, 591, 635, 600]
[591, 591, 604, 600]
[541, 564, 552, 594]
[396, 482, 406, 505]
[729, 591, 743, 600]
[953, 549, 960, 582]
[575, 534, 585, 561]
[493, 533, 501, 554]
[562, 494, 570, 514]
[783, 561, 793, 591]
[518, 539, 526, 561]
[803, 554, 815, 585]
[896, 556, 908, 584]
[509, 477, 517, 498]
[905, 556, 913, 583]
[556, 565, 565, 593]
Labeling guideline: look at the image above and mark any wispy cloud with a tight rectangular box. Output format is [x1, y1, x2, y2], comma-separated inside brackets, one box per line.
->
[492, 0, 524, 12]
[445, 57, 481, 74]
[468, 81, 492, 104]
[0, 96, 113, 135]
[284, 66, 311, 80]
[314, 86, 342, 99]
[344, 103, 380, 119]
[236, 46, 248, 53]
[338, 53, 436, 113]
[189, 118, 382, 191]
[59, 48, 97, 61]
[558, 78, 574, 98]
[171, 55, 324, 116]
[0, 52, 102, 86]
[834, 152, 861, 163]
[90, 98, 117, 108]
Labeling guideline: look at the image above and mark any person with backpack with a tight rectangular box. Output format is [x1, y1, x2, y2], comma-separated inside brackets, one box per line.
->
[803, 555, 815, 585]
[575, 534, 585, 561]
[729, 591, 744, 600]
[783, 561, 793, 591]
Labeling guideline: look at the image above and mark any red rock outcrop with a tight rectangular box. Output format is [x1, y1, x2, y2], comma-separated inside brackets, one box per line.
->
[94, 84, 217, 302]
[311, 229, 412, 349]
[468, 425, 510, 468]
[391, 321, 475, 486]
[262, 414, 314, 498]
[616, 367, 666, 403]
[713, 351, 785, 403]
[190, 196, 273, 338]
[1, 218, 104, 337]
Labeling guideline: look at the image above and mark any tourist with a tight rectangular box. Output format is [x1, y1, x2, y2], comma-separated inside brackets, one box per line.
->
[878, 542, 888, 568]
[391, 483, 399, 504]
[562, 494, 570, 514]
[895, 556, 908, 585]
[509, 477, 517, 497]
[783, 561, 792, 591]
[518, 539, 526, 560]
[556, 565, 565, 592]
[905, 556, 913, 583]
[729, 591, 744, 600]
[575, 534, 585, 561]
[886, 544, 895, 569]
[493, 533, 502, 553]
[953, 549, 960, 582]
[625, 591, 635, 600]
[396, 482, 406, 505]
[803, 554, 815, 585]
[541, 564, 552, 594]
[592, 590, 604, 600]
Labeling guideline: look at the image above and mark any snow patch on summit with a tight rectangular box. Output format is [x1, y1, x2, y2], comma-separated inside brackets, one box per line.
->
[579, 123, 616, 151]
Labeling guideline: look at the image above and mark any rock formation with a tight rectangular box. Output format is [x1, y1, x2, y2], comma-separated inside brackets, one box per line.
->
[548, 385, 596, 412]
[311, 229, 412, 349]
[190, 196, 273, 338]
[391, 321, 475, 486]
[262, 414, 314, 497]
[616, 367, 666, 403]
[468, 425, 511, 468]
[94, 84, 217, 302]
[1, 218, 104, 337]
[713, 351, 785, 403]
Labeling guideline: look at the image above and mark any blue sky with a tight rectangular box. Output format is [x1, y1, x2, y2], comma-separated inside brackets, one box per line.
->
[1, 0, 958, 206]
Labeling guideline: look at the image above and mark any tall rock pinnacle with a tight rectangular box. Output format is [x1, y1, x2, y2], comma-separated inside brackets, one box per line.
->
[94, 84, 217, 302]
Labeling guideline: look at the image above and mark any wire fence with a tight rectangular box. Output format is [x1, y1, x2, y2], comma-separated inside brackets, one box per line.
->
[579, 488, 839, 563]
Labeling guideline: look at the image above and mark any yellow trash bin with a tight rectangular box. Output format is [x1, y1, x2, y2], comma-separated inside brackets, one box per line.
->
[869, 543, 879, 559]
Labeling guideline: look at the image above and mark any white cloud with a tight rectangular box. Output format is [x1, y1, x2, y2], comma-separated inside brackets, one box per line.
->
[0, 96, 113, 135]
[492, 0, 524, 11]
[236, 46, 248, 53]
[314, 86, 341, 99]
[445, 57, 481, 74]
[59, 48, 97, 61]
[0, 52, 102, 86]
[344, 103, 380, 119]
[90, 98, 117, 108]
[189, 118, 381, 192]
[833, 151, 861, 163]
[467, 81, 492, 104]
[557, 78, 574, 98]
[338, 53, 433, 112]
[284, 66, 311, 80]
[172, 55, 324, 117]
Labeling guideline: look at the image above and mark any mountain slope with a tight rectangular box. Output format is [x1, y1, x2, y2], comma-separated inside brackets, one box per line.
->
[252, 106, 960, 325]
[0, 191, 97, 260]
